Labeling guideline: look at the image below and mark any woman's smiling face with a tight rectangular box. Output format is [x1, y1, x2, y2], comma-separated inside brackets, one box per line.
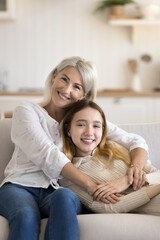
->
[68, 107, 103, 157]
[51, 66, 85, 109]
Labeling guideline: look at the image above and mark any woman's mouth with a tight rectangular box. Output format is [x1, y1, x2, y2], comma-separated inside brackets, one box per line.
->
[57, 91, 71, 101]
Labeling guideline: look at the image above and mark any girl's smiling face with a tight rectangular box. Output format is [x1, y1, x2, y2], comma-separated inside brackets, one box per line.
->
[68, 107, 103, 157]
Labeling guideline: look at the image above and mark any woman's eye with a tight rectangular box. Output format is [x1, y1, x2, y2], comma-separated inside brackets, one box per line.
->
[74, 85, 81, 90]
[61, 77, 67, 82]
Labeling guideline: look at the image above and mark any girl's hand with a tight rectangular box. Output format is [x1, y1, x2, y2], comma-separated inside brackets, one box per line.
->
[101, 193, 123, 204]
[92, 176, 130, 201]
[127, 164, 146, 190]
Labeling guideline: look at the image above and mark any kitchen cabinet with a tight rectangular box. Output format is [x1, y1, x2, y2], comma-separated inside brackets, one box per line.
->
[95, 96, 156, 124]
[0, 91, 160, 123]
[153, 98, 160, 122]
[108, 19, 160, 43]
[0, 93, 43, 118]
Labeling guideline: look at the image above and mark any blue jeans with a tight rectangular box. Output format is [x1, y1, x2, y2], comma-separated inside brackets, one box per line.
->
[0, 183, 82, 240]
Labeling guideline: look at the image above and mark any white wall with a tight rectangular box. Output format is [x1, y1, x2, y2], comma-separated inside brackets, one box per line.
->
[0, 0, 160, 91]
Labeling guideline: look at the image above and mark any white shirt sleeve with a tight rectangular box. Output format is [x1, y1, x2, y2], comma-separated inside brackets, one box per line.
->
[11, 103, 70, 180]
[106, 121, 148, 153]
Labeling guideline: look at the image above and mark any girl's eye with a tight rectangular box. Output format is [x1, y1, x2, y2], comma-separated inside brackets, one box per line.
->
[77, 123, 85, 127]
[94, 125, 101, 128]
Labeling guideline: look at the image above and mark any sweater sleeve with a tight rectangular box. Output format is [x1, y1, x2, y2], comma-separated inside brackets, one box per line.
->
[59, 179, 150, 213]
[11, 103, 70, 180]
[106, 121, 148, 153]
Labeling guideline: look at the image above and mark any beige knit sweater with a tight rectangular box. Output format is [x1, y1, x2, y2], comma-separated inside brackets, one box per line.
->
[59, 156, 160, 214]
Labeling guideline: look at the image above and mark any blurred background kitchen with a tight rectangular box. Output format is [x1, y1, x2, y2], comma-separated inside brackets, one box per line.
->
[0, 0, 160, 123]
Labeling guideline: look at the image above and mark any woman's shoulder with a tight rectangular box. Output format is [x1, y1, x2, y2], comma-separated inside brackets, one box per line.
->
[12, 101, 50, 123]
[14, 101, 46, 115]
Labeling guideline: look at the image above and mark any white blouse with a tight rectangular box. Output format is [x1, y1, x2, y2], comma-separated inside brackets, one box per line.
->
[1, 101, 148, 189]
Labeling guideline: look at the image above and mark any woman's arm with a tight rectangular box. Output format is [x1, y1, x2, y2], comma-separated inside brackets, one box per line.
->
[128, 148, 147, 190]
[11, 103, 71, 180]
[60, 162, 97, 194]
[107, 121, 148, 190]
[106, 121, 148, 153]
[11, 103, 110, 200]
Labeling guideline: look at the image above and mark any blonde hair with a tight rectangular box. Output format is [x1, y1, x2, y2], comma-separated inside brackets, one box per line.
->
[40, 56, 97, 107]
[62, 100, 131, 166]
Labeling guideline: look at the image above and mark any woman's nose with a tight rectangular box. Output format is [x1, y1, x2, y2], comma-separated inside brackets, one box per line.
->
[63, 84, 72, 93]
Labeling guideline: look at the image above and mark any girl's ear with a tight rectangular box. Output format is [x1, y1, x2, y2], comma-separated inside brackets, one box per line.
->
[68, 130, 71, 137]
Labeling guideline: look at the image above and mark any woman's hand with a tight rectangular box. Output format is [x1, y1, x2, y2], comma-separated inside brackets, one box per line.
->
[129, 148, 148, 190]
[92, 176, 130, 202]
[127, 164, 146, 190]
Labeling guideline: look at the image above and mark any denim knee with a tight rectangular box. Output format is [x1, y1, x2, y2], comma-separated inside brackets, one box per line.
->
[51, 188, 82, 213]
[14, 206, 40, 226]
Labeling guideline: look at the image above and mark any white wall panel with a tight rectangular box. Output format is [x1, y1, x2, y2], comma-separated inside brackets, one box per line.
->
[0, 0, 160, 91]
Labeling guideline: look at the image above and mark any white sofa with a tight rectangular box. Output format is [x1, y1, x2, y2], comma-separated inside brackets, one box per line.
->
[0, 119, 160, 240]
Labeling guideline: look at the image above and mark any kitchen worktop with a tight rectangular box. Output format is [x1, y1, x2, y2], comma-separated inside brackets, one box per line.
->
[1, 90, 160, 97]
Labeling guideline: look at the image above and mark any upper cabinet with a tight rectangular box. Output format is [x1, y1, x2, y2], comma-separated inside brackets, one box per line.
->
[0, 0, 16, 20]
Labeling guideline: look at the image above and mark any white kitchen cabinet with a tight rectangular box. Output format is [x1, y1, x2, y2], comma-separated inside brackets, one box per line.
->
[0, 95, 43, 112]
[95, 97, 154, 124]
[0, 94, 160, 123]
[152, 98, 160, 122]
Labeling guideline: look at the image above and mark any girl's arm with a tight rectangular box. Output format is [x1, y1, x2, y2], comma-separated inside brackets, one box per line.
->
[59, 177, 151, 214]
[93, 175, 130, 201]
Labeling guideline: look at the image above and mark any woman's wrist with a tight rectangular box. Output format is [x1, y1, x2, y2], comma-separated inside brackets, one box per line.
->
[85, 179, 97, 195]
[130, 163, 142, 169]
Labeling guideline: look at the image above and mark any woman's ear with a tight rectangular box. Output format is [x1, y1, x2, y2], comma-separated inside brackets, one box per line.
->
[68, 131, 71, 137]
[79, 92, 88, 100]
[51, 70, 57, 84]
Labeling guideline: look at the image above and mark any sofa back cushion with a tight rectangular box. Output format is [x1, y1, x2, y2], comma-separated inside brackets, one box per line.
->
[0, 119, 14, 183]
[119, 122, 160, 168]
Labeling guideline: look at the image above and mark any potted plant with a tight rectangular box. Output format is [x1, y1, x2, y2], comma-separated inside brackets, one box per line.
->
[95, 0, 136, 18]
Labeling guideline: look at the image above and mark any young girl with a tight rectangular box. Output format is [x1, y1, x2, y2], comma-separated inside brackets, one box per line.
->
[60, 99, 160, 215]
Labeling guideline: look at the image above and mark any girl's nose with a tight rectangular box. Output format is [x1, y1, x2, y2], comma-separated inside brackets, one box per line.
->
[85, 126, 93, 136]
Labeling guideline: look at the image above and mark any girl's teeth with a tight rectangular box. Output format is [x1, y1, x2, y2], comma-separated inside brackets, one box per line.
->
[83, 139, 93, 142]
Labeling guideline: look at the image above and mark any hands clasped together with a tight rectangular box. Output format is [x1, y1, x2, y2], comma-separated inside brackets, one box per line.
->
[90, 165, 146, 204]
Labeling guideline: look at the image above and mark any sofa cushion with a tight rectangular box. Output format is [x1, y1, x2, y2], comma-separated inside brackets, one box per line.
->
[1, 214, 160, 240]
[0, 119, 14, 183]
[119, 122, 160, 168]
